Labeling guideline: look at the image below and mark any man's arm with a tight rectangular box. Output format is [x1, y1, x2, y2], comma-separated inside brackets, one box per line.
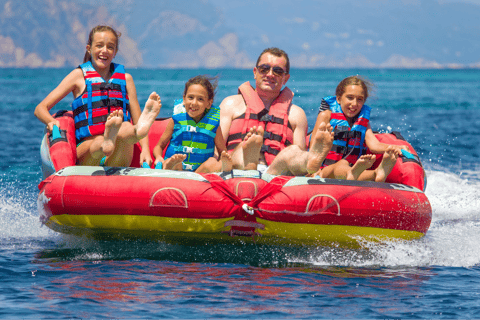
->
[288, 104, 308, 150]
[219, 94, 245, 143]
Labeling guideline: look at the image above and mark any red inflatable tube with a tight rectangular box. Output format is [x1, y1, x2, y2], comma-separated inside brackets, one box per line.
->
[38, 112, 432, 247]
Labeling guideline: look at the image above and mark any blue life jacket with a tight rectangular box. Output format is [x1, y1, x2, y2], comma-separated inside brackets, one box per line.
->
[322, 96, 371, 167]
[72, 61, 130, 142]
[164, 105, 220, 171]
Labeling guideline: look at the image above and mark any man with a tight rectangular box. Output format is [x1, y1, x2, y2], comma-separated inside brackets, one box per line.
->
[198, 47, 309, 173]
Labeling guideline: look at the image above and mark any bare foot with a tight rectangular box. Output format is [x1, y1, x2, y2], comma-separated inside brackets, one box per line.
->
[163, 154, 187, 170]
[375, 146, 399, 182]
[135, 92, 162, 139]
[242, 126, 264, 170]
[347, 154, 376, 180]
[220, 151, 233, 172]
[102, 110, 123, 157]
[306, 122, 334, 174]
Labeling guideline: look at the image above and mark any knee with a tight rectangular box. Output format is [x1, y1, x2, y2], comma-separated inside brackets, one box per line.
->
[279, 145, 303, 161]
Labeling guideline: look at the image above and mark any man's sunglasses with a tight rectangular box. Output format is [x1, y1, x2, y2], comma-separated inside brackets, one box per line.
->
[256, 64, 287, 76]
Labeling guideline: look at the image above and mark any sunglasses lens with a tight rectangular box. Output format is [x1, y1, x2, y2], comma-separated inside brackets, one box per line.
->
[258, 65, 270, 74]
[257, 64, 285, 76]
[272, 67, 285, 76]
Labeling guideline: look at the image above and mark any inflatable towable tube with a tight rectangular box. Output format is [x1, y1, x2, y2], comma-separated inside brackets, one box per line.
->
[38, 110, 432, 247]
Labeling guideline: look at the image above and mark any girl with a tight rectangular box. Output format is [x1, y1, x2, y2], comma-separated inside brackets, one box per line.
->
[153, 75, 231, 172]
[311, 75, 407, 181]
[34, 25, 161, 167]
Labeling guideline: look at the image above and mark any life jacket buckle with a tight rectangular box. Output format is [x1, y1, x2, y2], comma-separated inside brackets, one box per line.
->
[183, 163, 193, 170]
[186, 125, 197, 133]
[259, 114, 273, 122]
[182, 146, 194, 153]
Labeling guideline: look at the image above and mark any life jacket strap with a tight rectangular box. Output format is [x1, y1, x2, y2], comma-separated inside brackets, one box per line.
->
[87, 82, 93, 127]
[260, 145, 280, 156]
[75, 114, 109, 130]
[322, 158, 338, 166]
[171, 124, 217, 141]
[91, 83, 123, 92]
[330, 144, 363, 156]
[73, 99, 128, 118]
[334, 126, 362, 140]
[263, 131, 292, 145]
[173, 145, 215, 154]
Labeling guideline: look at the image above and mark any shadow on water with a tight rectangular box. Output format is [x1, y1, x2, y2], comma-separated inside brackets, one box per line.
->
[33, 235, 379, 268]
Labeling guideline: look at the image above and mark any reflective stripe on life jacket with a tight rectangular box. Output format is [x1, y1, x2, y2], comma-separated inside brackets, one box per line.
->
[322, 96, 371, 167]
[72, 61, 131, 142]
[226, 82, 295, 166]
[164, 105, 220, 171]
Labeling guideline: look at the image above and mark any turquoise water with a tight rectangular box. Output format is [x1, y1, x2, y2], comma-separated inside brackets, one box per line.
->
[1, 68, 480, 318]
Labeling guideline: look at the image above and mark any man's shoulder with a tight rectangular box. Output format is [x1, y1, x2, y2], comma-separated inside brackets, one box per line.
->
[220, 94, 245, 109]
[288, 103, 307, 126]
[289, 103, 306, 116]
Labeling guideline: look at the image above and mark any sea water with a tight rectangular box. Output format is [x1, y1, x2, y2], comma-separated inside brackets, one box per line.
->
[0, 68, 479, 319]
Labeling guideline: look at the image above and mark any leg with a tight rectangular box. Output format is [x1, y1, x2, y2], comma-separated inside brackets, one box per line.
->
[76, 111, 123, 166]
[242, 126, 264, 170]
[323, 155, 377, 181]
[134, 92, 162, 140]
[346, 154, 376, 180]
[355, 147, 400, 182]
[102, 110, 123, 157]
[267, 122, 333, 176]
[266, 145, 308, 175]
[220, 151, 233, 172]
[76, 136, 105, 165]
[195, 157, 222, 173]
[305, 122, 334, 174]
[103, 93, 162, 167]
[320, 160, 350, 179]
[163, 154, 187, 170]
[228, 126, 264, 170]
[372, 146, 399, 182]
[230, 145, 245, 170]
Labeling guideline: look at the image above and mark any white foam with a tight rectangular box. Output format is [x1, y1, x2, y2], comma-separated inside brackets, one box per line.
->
[0, 187, 52, 240]
[426, 169, 480, 221]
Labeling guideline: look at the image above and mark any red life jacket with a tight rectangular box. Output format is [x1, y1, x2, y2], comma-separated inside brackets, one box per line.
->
[72, 61, 130, 142]
[226, 82, 295, 165]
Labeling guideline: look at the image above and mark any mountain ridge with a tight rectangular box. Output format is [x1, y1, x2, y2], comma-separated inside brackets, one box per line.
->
[1, 0, 479, 69]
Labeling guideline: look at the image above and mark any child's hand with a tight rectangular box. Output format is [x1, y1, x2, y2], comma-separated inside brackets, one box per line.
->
[390, 145, 407, 157]
[154, 158, 164, 170]
[140, 149, 152, 166]
[46, 120, 61, 133]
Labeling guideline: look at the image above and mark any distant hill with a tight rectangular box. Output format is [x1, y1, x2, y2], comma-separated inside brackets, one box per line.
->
[1, 0, 479, 68]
